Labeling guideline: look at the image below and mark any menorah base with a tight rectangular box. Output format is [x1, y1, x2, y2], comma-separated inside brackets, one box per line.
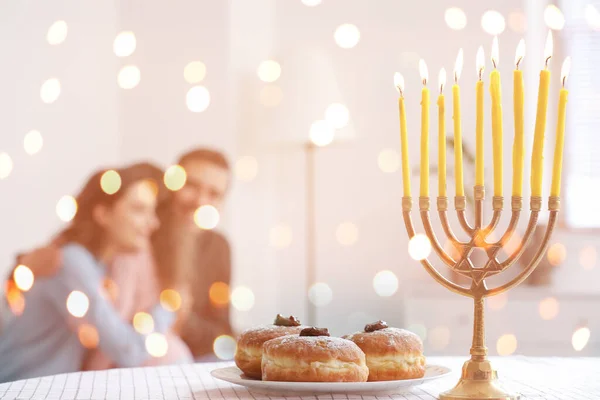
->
[439, 359, 520, 400]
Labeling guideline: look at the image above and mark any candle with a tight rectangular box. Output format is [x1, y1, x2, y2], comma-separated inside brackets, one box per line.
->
[476, 46, 485, 187]
[419, 59, 430, 197]
[490, 36, 503, 197]
[395, 72, 411, 197]
[438, 68, 447, 196]
[531, 31, 553, 197]
[513, 39, 526, 196]
[550, 57, 570, 197]
[453, 49, 464, 196]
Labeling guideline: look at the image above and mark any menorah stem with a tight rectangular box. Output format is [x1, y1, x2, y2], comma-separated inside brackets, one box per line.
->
[470, 295, 487, 361]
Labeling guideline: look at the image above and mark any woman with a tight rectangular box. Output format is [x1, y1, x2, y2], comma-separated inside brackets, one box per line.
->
[0, 165, 174, 382]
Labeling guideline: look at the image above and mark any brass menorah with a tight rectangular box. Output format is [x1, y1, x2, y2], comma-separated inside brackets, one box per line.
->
[402, 189, 558, 399]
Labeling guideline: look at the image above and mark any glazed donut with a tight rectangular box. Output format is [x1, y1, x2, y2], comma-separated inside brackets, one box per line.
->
[261, 327, 369, 382]
[235, 315, 303, 379]
[344, 321, 426, 381]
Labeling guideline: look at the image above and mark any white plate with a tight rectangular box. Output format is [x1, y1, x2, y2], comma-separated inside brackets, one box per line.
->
[211, 365, 451, 395]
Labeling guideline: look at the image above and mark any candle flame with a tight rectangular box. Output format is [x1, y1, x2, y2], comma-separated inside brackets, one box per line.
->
[515, 39, 525, 70]
[491, 36, 499, 69]
[394, 72, 404, 96]
[454, 48, 463, 83]
[419, 59, 428, 86]
[561, 56, 571, 87]
[544, 31, 553, 68]
[439, 68, 446, 93]
[476, 46, 485, 80]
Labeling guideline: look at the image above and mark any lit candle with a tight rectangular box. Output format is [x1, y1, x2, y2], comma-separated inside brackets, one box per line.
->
[453, 49, 464, 196]
[419, 59, 430, 197]
[550, 57, 570, 197]
[513, 39, 526, 197]
[476, 47, 485, 187]
[395, 72, 411, 197]
[438, 68, 447, 196]
[490, 36, 503, 197]
[531, 31, 553, 197]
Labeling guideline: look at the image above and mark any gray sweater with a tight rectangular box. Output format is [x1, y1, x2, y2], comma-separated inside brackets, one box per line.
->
[0, 243, 174, 383]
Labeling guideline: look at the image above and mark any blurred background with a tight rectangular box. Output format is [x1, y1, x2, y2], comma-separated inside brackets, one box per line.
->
[0, 0, 598, 363]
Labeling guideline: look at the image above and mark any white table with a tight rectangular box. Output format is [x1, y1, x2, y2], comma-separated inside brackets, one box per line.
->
[0, 357, 598, 399]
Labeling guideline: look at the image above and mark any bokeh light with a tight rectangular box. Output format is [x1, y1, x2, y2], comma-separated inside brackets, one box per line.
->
[481, 10, 506, 35]
[186, 86, 211, 112]
[372, 270, 399, 297]
[117, 65, 141, 89]
[544, 4, 565, 31]
[102, 278, 119, 303]
[301, 0, 322, 6]
[408, 234, 432, 261]
[547, 243, 567, 266]
[100, 170, 122, 195]
[508, 10, 527, 33]
[56, 195, 78, 222]
[194, 205, 220, 230]
[378, 148, 400, 173]
[325, 103, 349, 129]
[13, 265, 34, 292]
[539, 297, 560, 320]
[309, 120, 335, 147]
[259, 85, 283, 107]
[66, 291, 89, 318]
[572, 327, 591, 351]
[159, 289, 182, 312]
[334, 24, 360, 49]
[113, 31, 137, 57]
[407, 323, 428, 341]
[257, 60, 281, 83]
[0, 153, 14, 180]
[47, 20, 68, 45]
[163, 165, 187, 191]
[269, 224, 293, 248]
[231, 286, 255, 311]
[428, 326, 451, 350]
[445, 7, 467, 30]
[184, 61, 207, 84]
[497, 334, 518, 356]
[145, 333, 168, 357]
[209, 282, 230, 308]
[40, 78, 61, 104]
[488, 292, 508, 311]
[78, 324, 99, 349]
[308, 282, 333, 307]
[6, 286, 25, 316]
[213, 335, 237, 360]
[133, 312, 155, 334]
[579, 246, 597, 270]
[335, 222, 359, 246]
[235, 156, 258, 182]
[23, 130, 43, 155]
[585, 4, 600, 30]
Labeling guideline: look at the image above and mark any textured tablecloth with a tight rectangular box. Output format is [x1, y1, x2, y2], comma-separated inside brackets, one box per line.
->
[0, 357, 598, 399]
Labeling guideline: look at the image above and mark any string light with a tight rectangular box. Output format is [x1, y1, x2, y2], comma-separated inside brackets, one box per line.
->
[334, 24, 360, 49]
[0, 153, 14, 180]
[308, 282, 333, 307]
[231, 286, 255, 311]
[66, 291, 89, 318]
[372, 270, 399, 297]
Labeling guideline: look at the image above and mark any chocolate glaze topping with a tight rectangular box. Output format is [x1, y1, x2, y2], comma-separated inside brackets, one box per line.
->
[364, 320, 388, 332]
[299, 327, 330, 337]
[274, 314, 301, 327]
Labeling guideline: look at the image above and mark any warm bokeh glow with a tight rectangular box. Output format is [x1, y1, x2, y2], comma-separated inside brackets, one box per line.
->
[47, 20, 68, 45]
[309, 120, 335, 147]
[334, 24, 360, 49]
[335, 222, 359, 246]
[408, 234, 432, 261]
[488, 292, 508, 311]
[0, 153, 13, 179]
[378, 148, 400, 173]
[544, 4, 565, 31]
[445, 7, 467, 30]
[6, 287, 25, 316]
[66, 291, 89, 318]
[572, 327, 591, 351]
[194, 205, 220, 230]
[186, 86, 211, 112]
[234, 156, 258, 182]
[308, 282, 333, 307]
[40, 78, 61, 104]
[117, 65, 141, 89]
[547, 243, 567, 266]
[213, 335, 237, 360]
[428, 326, 451, 350]
[13, 265, 34, 292]
[163, 165, 187, 191]
[113, 31, 137, 57]
[100, 170, 122, 195]
[23, 130, 43, 155]
[481, 10, 506, 35]
[269, 224, 293, 248]
[580, 246, 597, 270]
[539, 297, 560, 320]
[145, 333, 168, 357]
[56, 195, 78, 222]
[257, 60, 281, 83]
[259, 85, 283, 107]
[159, 289, 182, 312]
[209, 282, 230, 308]
[325, 103, 349, 129]
[231, 286, 255, 311]
[102, 278, 119, 303]
[133, 312, 155, 334]
[78, 324, 99, 349]
[497, 334, 518, 356]
[184, 61, 207, 84]
[372, 270, 399, 297]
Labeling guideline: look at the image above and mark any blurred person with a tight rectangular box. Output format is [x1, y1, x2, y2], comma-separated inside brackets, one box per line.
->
[0, 166, 174, 382]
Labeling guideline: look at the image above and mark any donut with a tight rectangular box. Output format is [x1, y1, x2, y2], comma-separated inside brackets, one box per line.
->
[261, 327, 369, 382]
[235, 315, 304, 379]
[344, 321, 426, 381]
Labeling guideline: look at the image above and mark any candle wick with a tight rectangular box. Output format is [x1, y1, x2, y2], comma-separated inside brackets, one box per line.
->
[516, 56, 522, 70]
[454, 72, 458, 84]
[440, 84, 443, 94]
[422, 78, 427, 86]
[562, 76, 566, 88]
[545, 56, 552, 69]
[478, 68, 483, 81]
[492, 59, 497, 69]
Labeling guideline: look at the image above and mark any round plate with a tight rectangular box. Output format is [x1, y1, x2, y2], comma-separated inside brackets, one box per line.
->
[211, 365, 451, 395]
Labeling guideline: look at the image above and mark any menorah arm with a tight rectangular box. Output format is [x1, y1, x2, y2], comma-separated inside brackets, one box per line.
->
[482, 196, 503, 239]
[403, 197, 472, 298]
[438, 197, 468, 247]
[497, 197, 542, 270]
[490, 197, 522, 247]
[419, 197, 459, 268]
[455, 196, 475, 235]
